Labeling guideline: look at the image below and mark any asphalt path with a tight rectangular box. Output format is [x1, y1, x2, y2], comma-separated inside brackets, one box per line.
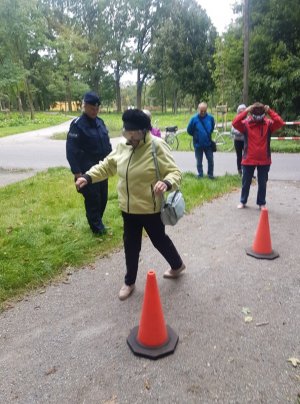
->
[0, 122, 300, 185]
[0, 125, 300, 403]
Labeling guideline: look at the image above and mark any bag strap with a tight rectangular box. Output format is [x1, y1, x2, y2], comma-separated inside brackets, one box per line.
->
[152, 141, 182, 206]
[151, 140, 161, 181]
[151, 141, 166, 204]
[197, 115, 213, 140]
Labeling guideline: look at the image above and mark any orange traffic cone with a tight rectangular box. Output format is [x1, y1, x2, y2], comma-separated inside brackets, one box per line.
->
[127, 271, 178, 359]
[246, 207, 279, 259]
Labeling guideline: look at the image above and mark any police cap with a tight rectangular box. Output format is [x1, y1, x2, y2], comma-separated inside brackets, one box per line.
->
[83, 91, 101, 106]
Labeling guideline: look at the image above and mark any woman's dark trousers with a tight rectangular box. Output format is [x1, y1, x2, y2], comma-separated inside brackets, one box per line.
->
[122, 212, 183, 286]
[234, 140, 244, 172]
[240, 165, 270, 206]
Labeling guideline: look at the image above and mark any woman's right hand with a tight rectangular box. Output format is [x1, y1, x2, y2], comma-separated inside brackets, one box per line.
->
[75, 177, 88, 191]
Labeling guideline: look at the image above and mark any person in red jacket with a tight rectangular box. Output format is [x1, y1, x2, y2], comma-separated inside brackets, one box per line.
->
[232, 102, 284, 209]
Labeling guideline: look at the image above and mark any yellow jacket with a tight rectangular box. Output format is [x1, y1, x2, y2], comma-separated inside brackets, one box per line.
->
[86, 133, 182, 214]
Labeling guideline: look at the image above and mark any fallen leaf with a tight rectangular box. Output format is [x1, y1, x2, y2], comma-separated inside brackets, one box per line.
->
[287, 357, 300, 367]
[45, 366, 57, 375]
[103, 396, 117, 404]
[144, 380, 150, 390]
[244, 316, 253, 323]
[242, 307, 251, 315]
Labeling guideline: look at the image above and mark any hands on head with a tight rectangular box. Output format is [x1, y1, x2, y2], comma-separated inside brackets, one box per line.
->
[246, 103, 270, 114]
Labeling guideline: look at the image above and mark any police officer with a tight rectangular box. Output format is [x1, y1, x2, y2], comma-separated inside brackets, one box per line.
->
[66, 91, 112, 235]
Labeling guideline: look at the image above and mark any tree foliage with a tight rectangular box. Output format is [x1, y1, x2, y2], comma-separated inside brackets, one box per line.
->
[1, 0, 299, 116]
[213, 0, 300, 117]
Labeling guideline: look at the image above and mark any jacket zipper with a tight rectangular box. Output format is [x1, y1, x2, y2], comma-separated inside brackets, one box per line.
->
[126, 149, 135, 212]
[151, 184, 156, 212]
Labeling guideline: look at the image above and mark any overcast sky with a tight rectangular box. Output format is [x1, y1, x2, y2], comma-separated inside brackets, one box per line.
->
[121, 1, 236, 83]
[196, 0, 236, 33]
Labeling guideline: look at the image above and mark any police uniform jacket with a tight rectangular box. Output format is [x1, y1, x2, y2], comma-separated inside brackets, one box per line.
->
[84, 134, 182, 215]
[66, 114, 112, 174]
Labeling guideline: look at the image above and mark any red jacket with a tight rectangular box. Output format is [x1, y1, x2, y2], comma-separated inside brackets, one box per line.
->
[232, 109, 284, 165]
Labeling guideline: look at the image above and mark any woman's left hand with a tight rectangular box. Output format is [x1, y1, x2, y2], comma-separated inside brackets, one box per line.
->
[154, 181, 168, 195]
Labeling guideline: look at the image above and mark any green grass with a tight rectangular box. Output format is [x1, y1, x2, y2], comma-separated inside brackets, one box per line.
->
[3, 110, 300, 152]
[0, 112, 72, 138]
[0, 168, 240, 308]
[51, 112, 192, 139]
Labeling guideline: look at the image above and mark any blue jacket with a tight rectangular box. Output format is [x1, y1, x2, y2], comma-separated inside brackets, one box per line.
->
[66, 114, 112, 174]
[187, 113, 215, 148]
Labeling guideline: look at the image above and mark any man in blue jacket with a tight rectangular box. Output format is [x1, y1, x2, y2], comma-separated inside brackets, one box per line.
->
[66, 91, 112, 235]
[187, 102, 215, 179]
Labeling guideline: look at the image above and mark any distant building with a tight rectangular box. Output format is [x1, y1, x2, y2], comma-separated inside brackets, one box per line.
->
[50, 101, 81, 112]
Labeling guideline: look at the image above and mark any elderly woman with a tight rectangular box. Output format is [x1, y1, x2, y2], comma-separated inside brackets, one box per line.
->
[231, 104, 247, 176]
[75, 109, 185, 300]
[232, 103, 284, 209]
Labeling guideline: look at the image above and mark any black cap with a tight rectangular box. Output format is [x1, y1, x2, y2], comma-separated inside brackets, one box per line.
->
[83, 91, 101, 106]
[122, 109, 151, 131]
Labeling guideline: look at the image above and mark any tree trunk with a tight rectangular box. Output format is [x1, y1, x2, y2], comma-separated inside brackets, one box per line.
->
[136, 69, 143, 109]
[67, 80, 72, 112]
[17, 94, 24, 116]
[114, 66, 121, 113]
[173, 89, 178, 114]
[25, 78, 35, 120]
[243, 0, 249, 105]
[136, 85, 143, 109]
[161, 83, 164, 113]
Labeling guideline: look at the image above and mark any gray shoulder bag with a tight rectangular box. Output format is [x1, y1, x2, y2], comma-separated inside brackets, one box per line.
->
[151, 141, 185, 226]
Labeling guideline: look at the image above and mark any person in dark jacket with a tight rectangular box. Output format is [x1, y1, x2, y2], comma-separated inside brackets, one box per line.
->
[232, 102, 284, 209]
[187, 102, 215, 179]
[231, 104, 247, 175]
[66, 91, 112, 235]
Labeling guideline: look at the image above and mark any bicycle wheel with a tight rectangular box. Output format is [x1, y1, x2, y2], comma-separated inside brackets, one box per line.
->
[214, 132, 225, 150]
[214, 132, 233, 152]
[222, 133, 235, 152]
[165, 133, 179, 150]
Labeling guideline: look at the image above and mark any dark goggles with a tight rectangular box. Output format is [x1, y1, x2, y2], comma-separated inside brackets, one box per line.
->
[122, 128, 146, 141]
[252, 113, 265, 121]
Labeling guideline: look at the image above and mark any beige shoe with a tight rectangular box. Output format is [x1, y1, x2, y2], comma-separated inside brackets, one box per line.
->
[237, 203, 246, 209]
[163, 263, 186, 279]
[118, 284, 135, 301]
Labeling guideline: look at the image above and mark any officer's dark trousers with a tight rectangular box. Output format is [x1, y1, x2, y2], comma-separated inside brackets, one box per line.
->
[121, 212, 183, 286]
[81, 180, 108, 233]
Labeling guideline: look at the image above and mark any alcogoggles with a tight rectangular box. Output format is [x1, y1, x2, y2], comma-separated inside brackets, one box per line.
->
[122, 128, 146, 141]
[252, 113, 265, 121]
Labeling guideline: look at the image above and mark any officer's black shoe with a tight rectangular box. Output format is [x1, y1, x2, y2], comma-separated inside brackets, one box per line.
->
[93, 227, 107, 236]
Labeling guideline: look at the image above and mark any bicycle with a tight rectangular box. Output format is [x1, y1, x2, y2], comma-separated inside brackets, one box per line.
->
[189, 129, 234, 152]
[213, 129, 234, 152]
[164, 126, 179, 150]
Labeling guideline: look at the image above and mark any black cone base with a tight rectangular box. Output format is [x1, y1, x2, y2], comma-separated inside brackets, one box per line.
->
[127, 325, 179, 360]
[246, 247, 279, 260]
